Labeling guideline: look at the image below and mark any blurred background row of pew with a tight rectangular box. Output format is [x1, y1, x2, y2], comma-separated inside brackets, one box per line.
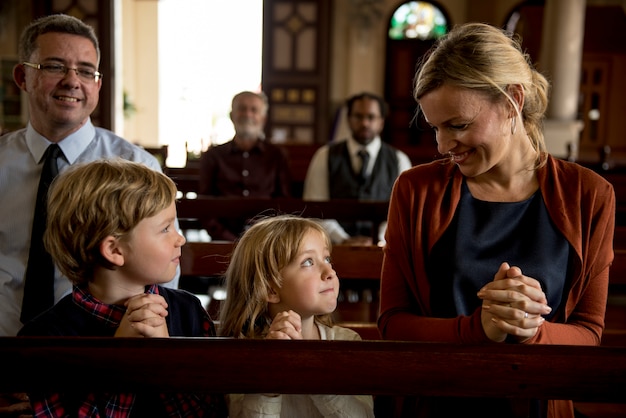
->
[156, 143, 626, 349]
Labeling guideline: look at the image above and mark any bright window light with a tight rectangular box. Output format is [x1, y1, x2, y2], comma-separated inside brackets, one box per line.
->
[158, 0, 263, 166]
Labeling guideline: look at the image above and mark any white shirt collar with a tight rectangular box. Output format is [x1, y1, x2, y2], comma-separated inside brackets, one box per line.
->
[346, 135, 381, 158]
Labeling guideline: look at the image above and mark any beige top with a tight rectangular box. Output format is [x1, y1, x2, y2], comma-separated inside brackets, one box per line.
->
[227, 324, 375, 418]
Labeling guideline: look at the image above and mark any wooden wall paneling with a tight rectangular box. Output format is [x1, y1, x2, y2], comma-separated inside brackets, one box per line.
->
[604, 54, 626, 167]
[262, 0, 331, 144]
[578, 55, 610, 164]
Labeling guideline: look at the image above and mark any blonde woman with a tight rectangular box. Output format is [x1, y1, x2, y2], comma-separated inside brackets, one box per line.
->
[378, 23, 615, 418]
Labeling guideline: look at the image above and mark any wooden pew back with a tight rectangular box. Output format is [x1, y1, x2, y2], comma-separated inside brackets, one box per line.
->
[3, 337, 626, 403]
[181, 240, 626, 346]
[176, 197, 390, 242]
[181, 242, 383, 280]
[181, 242, 383, 325]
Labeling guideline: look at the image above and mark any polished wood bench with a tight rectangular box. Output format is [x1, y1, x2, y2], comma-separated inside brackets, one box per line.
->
[181, 242, 383, 280]
[175, 196, 390, 242]
[180, 240, 626, 346]
[182, 241, 626, 286]
[610, 249, 626, 286]
[2, 337, 625, 404]
[606, 226, 626, 347]
[166, 143, 322, 198]
[180, 242, 383, 324]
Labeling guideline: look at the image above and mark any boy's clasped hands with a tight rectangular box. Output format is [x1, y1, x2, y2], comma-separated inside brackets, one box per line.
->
[115, 293, 170, 338]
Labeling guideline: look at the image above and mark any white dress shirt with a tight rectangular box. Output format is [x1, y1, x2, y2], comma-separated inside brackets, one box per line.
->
[0, 120, 179, 336]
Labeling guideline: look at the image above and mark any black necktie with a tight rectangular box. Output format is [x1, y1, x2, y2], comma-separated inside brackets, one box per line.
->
[358, 149, 370, 183]
[21, 144, 62, 323]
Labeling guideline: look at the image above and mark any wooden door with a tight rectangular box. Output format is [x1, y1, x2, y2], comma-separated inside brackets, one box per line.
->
[383, 1, 451, 164]
[262, 0, 331, 144]
[384, 38, 436, 155]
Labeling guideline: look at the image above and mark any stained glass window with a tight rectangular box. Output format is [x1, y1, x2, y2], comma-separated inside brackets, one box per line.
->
[388, 1, 447, 40]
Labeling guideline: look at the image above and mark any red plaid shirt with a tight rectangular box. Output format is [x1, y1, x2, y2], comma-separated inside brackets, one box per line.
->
[30, 285, 226, 417]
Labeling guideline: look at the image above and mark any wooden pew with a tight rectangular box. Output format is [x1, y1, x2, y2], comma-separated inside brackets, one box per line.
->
[176, 196, 390, 226]
[610, 249, 626, 286]
[165, 143, 321, 198]
[607, 225, 626, 347]
[165, 143, 442, 199]
[183, 241, 626, 286]
[2, 337, 625, 404]
[614, 226, 626, 250]
[181, 240, 626, 346]
[176, 196, 390, 242]
[181, 242, 383, 326]
[169, 156, 626, 216]
[181, 242, 383, 281]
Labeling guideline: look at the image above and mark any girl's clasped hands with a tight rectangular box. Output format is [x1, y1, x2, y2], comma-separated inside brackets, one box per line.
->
[266, 310, 303, 340]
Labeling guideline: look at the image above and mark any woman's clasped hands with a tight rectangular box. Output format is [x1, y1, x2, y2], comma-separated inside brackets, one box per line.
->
[478, 262, 552, 343]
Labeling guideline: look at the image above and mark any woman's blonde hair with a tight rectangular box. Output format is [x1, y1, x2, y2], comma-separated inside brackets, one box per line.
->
[414, 22, 550, 167]
[218, 214, 334, 338]
[44, 158, 177, 285]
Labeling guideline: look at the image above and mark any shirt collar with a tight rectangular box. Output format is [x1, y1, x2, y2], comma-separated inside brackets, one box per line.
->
[229, 137, 264, 154]
[346, 135, 381, 158]
[25, 118, 96, 165]
[72, 284, 160, 328]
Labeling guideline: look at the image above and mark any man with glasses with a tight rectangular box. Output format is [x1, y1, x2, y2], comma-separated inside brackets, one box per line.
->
[303, 92, 412, 245]
[0, 14, 178, 338]
[0, 13, 181, 415]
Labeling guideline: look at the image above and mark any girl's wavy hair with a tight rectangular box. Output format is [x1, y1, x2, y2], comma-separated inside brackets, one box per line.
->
[414, 23, 550, 168]
[218, 214, 334, 338]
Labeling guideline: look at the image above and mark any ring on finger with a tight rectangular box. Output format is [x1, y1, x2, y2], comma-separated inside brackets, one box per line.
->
[524, 312, 529, 319]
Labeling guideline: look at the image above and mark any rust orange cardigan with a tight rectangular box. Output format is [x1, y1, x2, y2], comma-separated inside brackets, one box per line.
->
[379, 154, 615, 345]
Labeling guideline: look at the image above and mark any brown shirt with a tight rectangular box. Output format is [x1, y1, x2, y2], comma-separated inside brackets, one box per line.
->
[199, 139, 291, 198]
[198, 139, 291, 240]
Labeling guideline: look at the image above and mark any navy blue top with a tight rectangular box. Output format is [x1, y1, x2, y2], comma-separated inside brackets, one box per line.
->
[428, 181, 569, 320]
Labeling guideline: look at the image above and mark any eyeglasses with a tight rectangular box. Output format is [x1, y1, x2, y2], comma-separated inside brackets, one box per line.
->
[22, 62, 102, 83]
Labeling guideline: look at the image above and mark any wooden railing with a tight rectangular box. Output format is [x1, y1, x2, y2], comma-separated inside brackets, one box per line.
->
[181, 242, 383, 281]
[176, 197, 390, 242]
[180, 242, 383, 326]
[165, 143, 321, 198]
[168, 159, 626, 223]
[2, 337, 625, 403]
[607, 226, 626, 348]
[180, 241, 626, 346]
[609, 224, 626, 287]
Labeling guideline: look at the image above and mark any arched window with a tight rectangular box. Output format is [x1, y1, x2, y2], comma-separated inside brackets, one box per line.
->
[388, 1, 447, 40]
[384, 1, 449, 148]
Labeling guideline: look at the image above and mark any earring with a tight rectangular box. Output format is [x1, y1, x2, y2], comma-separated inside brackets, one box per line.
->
[511, 116, 517, 135]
